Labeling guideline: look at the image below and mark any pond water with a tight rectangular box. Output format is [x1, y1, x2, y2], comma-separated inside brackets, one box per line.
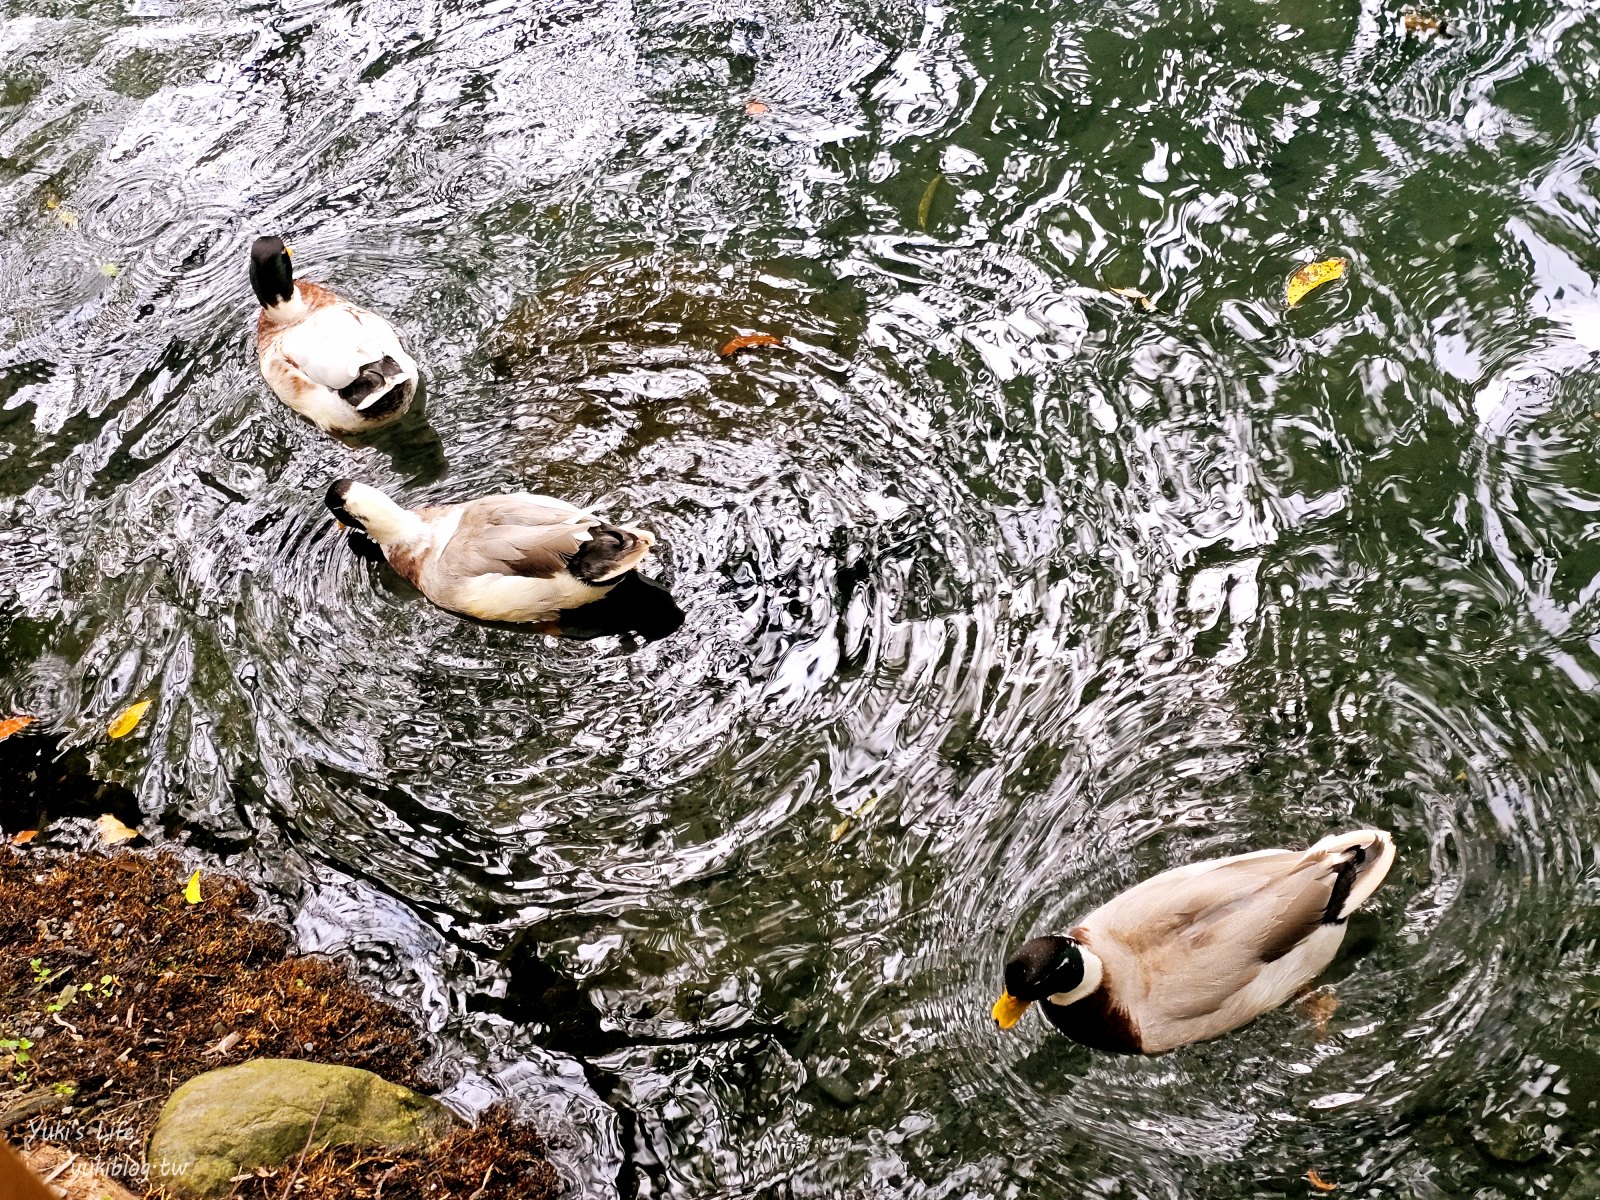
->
[7, 0, 1600, 1195]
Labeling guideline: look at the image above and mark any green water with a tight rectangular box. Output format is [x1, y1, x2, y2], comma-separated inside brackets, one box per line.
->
[6, 0, 1600, 1194]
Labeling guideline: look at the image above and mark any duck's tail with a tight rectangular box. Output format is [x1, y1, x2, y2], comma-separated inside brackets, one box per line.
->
[571, 525, 656, 584]
[339, 355, 406, 408]
[1311, 829, 1396, 922]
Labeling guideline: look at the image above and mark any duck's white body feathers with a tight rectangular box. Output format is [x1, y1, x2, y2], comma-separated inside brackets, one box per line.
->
[1049, 829, 1396, 1053]
[332, 482, 655, 624]
[257, 281, 418, 434]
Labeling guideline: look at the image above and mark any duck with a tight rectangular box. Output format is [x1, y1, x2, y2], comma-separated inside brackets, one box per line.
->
[249, 236, 419, 434]
[993, 828, 1395, 1054]
[325, 479, 657, 623]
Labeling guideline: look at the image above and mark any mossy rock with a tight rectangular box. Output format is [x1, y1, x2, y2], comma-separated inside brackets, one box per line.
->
[147, 1059, 457, 1197]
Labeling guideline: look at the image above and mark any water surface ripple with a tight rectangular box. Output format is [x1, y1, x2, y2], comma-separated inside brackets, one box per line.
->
[6, 0, 1600, 1195]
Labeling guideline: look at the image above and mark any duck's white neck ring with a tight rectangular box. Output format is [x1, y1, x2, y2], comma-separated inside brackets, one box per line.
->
[262, 286, 310, 324]
[1048, 944, 1105, 1007]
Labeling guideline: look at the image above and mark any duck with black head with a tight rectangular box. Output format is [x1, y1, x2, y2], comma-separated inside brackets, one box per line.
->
[994, 828, 1396, 1054]
[249, 236, 419, 435]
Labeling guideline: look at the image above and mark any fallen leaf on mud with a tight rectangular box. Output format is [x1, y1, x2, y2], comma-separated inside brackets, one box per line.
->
[11, 830, 37, 846]
[918, 174, 943, 229]
[1109, 286, 1155, 311]
[95, 814, 141, 846]
[0, 715, 35, 741]
[1286, 258, 1348, 308]
[1305, 1169, 1337, 1191]
[203, 1030, 242, 1057]
[183, 870, 203, 905]
[745, 98, 769, 114]
[106, 699, 151, 739]
[720, 333, 784, 358]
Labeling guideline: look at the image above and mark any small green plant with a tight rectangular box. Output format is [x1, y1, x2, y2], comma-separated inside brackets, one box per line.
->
[0, 1037, 33, 1063]
[1, 1035, 35, 1084]
[29, 958, 47, 984]
[43, 973, 120, 1013]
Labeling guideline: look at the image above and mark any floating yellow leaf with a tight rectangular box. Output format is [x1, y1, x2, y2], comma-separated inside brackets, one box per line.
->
[183, 870, 203, 905]
[0, 715, 35, 742]
[1286, 258, 1348, 308]
[107, 699, 152, 739]
[1306, 1169, 1337, 1191]
[96, 814, 141, 846]
[1109, 286, 1155, 311]
[100, 262, 121, 277]
[11, 830, 37, 846]
[45, 195, 80, 230]
[918, 175, 943, 230]
[830, 794, 881, 843]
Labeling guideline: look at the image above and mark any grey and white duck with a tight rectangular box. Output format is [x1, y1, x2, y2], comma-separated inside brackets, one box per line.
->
[326, 480, 657, 624]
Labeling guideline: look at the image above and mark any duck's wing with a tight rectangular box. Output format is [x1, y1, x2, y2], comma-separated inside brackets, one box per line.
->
[437, 495, 599, 580]
[1086, 831, 1394, 1033]
[276, 287, 413, 394]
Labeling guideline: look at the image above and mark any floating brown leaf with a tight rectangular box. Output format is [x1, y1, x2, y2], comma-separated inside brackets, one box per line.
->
[1306, 1169, 1337, 1191]
[720, 333, 784, 358]
[0, 715, 35, 742]
[1286, 258, 1348, 308]
[10, 830, 38, 846]
[745, 98, 769, 114]
[1109, 286, 1156, 311]
[1401, 9, 1446, 35]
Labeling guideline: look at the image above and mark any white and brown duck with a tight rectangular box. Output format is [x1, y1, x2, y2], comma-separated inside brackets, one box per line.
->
[249, 236, 419, 434]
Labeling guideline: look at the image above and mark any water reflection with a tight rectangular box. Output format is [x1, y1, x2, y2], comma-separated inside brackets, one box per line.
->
[8, 0, 1600, 1196]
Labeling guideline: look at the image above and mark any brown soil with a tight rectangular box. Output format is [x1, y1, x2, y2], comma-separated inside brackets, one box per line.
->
[0, 849, 561, 1200]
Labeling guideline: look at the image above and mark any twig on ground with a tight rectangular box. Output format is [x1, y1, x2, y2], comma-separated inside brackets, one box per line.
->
[277, 1099, 328, 1200]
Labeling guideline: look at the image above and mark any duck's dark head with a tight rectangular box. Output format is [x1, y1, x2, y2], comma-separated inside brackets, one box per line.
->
[249, 236, 295, 307]
[325, 478, 361, 532]
[993, 935, 1102, 1030]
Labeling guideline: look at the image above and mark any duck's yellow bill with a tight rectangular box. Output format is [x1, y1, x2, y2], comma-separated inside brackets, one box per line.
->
[992, 991, 1031, 1030]
[285, 244, 295, 258]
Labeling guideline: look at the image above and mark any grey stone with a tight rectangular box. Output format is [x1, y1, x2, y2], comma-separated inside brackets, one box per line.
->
[147, 1059, 456, 1197]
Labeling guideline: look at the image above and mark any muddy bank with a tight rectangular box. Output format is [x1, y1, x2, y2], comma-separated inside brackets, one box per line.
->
[0, 847, 560, 1199]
